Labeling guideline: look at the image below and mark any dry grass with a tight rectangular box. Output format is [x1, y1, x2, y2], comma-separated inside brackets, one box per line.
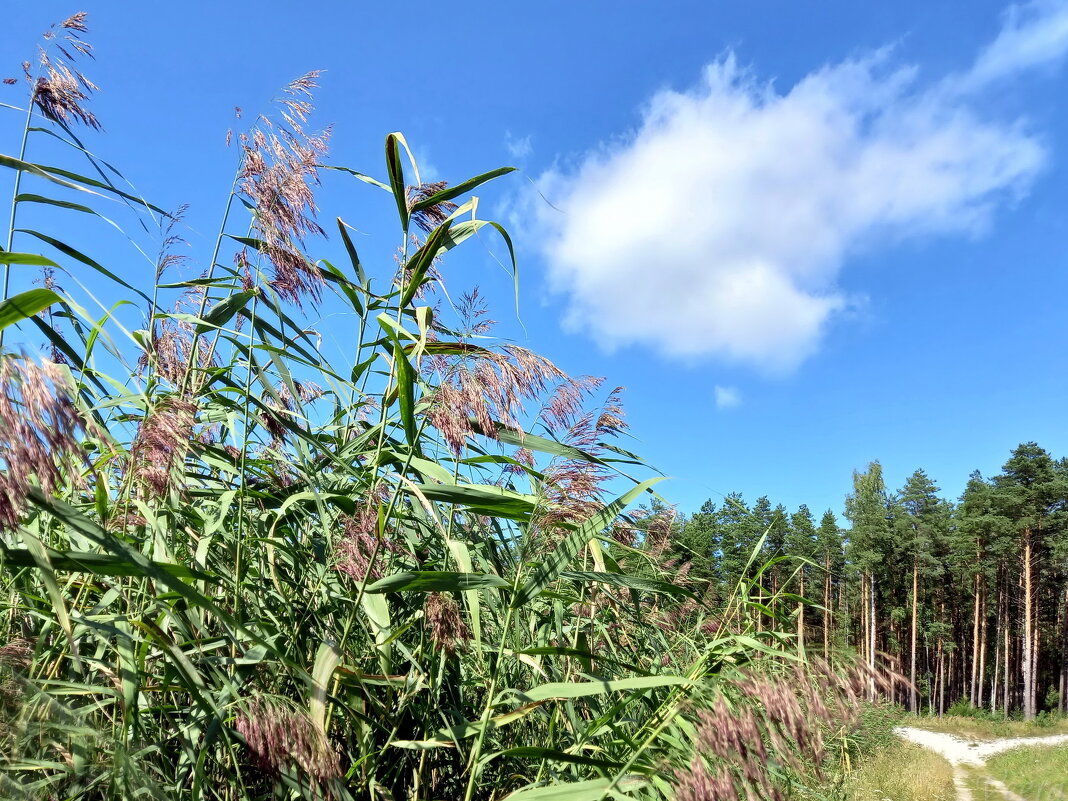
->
[842, 741, 955, 801]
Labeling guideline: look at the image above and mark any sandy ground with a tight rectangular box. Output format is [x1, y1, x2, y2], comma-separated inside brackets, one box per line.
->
[894, 726, 1068, 766]
[895, 726, 1068, 801]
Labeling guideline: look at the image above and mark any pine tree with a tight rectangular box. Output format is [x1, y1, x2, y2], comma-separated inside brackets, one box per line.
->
[715, 492, 758, 599]
[673, 499, 718, 586]
[898, 469, 949, 712]
[816, 510, 843, 653]
[993, 443, 1068, 718]
[787, 505, 818, 651]
[845, 462, 891, 700]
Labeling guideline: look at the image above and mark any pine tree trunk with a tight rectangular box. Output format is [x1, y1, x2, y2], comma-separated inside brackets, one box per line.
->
[1023, 529, 1035, 720]
[978, 580, 987, 709]
[910, 561, 919, 713]
[868, 571, 877, 701]
[823, 555, 831, 654]
[927, 643, 935, 715]
[859, 576, 867, 669]
[991, 600, 1000, 714]
[1059, 584, 1068, 715]
[949, 644, 956, 710]
[991, 580, 1003, 713]
[1032, 625, 1040, 715]
[754, 576, 762, 633]
[1004, 605, 1011, 717]
[937, 633, 945, 716]
[971, 564, 981, 707]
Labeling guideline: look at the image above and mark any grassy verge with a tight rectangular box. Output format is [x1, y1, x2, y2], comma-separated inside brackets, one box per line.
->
[841, 741, 955, 801]
[961, 770, 1001, 801]
[986, 743, 1068, 798]
[904, 714, 1068, 740]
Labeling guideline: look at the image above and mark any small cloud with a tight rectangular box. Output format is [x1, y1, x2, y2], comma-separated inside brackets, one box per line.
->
[412, 147, 440, 182]
[505, 131, 533, 161]
[961, 0, 1068, 90]
[714, 385, 742, 410]
[530, 1, 1065, 373]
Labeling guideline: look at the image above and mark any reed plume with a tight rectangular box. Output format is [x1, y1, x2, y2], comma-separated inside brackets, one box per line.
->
[239, 73, 330, 305]
[128, 397, 197, 502]
[425, 592, 471, 657]
[235, 697, 341, 786]
[0, 356, 86, 531]
[407, 181, 458, 234]
[29, 13, 99, 131]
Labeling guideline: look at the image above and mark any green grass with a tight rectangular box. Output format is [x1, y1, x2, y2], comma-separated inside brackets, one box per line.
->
[986, 743, 1068, 799]
[962, 770, 1002, 801]
[841, 741, 955, 801]
[904, 713, 1068, 740]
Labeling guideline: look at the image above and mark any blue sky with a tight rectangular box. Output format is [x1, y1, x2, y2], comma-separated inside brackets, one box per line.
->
[4, 1, 1068, 520]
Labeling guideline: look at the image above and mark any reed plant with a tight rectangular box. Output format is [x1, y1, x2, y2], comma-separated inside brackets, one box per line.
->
[0, 15, 875, 801]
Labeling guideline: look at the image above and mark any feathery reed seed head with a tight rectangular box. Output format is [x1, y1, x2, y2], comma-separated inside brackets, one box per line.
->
[0, 356, 86, 530]
[425, 343, 584, 457]
[424, 593, 470, 657]
[30, 13, 99, 130]
[672, 660, 883, 801]
[238, 72, 330, 305]
[334, 486, 399, 582]
[235, 698, 340, 785]
[129, 397, 196, 501]
[406, 181, 458, 234]
[0, 639, 32, 671]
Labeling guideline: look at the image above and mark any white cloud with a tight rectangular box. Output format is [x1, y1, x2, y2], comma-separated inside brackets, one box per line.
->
[962, 0, 1068, 90]
[533, 1, 1063, 373]
[714, 385, 742, 410]
[505, 131, 533, 160]
[412, 147, 440, 182]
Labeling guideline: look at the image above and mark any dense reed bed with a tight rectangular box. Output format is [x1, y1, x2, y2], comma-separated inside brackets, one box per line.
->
[0, 15, 879, 801]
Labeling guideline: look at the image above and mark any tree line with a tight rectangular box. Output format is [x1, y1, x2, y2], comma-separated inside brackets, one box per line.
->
[668, 441, 1068, 718]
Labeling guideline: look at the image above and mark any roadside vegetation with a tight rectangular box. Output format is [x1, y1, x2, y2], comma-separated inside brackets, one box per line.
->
[840, 742, 954, 801]
[986, 743, 1068, 798]
[851, 713, 1068, 801]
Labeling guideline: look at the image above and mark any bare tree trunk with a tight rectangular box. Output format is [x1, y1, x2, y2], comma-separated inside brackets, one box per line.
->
[1060, 584, 1068, 715]
[928, 643, 935, 716]
[859, 576, 867, 669]
[755, 576, 764, 633]
[971, 563, 981, 706]
[937, 633, 945, 716]
[797, 572, 805, 655]
[910, 561, 919, 713]
[952, 649, 961, 713]
[1004, 604, 1011, 717]
[868, 571, 877, 701]
[991, 580, 1003, 713]
[1033, 625, 1041, 715]
[991, 603, 1000, 714]
[978, 580, 987, 709]
[1023, 530, 1035, 720]
[823, 555, 831, 654]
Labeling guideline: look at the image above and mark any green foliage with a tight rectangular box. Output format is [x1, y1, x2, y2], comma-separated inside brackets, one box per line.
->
[0, 16, 849, 801]
[985, 743, 1068, 797]
[838, 741, 954, 801]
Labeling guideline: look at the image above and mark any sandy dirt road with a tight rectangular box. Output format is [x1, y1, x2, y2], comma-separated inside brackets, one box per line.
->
[894, 726, 1068, 801]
